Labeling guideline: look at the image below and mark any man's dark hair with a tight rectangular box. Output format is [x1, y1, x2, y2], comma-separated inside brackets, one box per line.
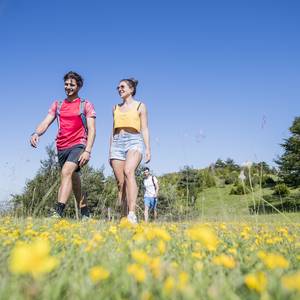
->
[64, 71, 84, 88]
[143, 167, 150, 172]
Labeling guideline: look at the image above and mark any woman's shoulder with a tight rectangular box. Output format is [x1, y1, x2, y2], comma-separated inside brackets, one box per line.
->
[113, 102, 122, 109]
[135, 100, 146, 112]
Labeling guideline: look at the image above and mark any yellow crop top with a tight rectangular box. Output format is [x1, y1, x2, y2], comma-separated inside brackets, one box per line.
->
[113, 101, 142, 132]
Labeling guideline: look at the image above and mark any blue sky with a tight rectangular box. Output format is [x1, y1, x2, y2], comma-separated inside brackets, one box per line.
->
[0, 0, 299, 202]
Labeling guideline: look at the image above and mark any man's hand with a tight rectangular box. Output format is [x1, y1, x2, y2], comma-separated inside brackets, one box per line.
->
[78, 151, 90, 167]
[30, 133, 39, 148]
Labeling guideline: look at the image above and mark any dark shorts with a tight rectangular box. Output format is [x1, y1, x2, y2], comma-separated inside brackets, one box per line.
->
[57, 144, 85, 172]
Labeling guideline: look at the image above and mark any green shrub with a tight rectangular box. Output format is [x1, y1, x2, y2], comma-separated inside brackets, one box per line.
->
[273, 183, 290, 197]
[224, 171, 238, 185]
[262, 175, 276, 188]
[230, 182, 248, 195]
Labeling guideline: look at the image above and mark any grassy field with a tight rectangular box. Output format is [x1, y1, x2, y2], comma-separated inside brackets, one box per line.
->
[0, 215, 299, 300]
[156, 184, 298, 222]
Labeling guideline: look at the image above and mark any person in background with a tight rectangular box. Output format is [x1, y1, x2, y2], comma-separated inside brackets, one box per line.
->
[143, 167, 159, 222]
[30, 71, 96, 219]
[109, 78, 150, 224]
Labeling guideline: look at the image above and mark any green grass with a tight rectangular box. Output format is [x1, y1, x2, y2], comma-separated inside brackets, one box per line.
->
[173, 184, 300, 223]
[0, 217, 299, 300]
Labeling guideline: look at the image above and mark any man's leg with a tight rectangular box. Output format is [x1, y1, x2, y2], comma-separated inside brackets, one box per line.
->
[144, 205, 149, 222]
[55, 162, 78, 217]
[153, 198, 158, 220]
[72, 172, 89, 217]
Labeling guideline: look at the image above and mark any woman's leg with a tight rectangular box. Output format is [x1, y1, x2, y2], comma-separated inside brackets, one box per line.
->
[110, 159, 127, 216]
[124, 150, 142, 212]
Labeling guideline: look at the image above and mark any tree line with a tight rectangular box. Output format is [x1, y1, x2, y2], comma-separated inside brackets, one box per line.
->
[9, 117, 300, 218]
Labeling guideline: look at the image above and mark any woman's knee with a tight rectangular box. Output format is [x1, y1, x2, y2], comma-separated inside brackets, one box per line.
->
[124, 168, 135, 179]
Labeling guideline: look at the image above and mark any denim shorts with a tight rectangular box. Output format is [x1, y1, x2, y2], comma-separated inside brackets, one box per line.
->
[110, 132, 144, 161]
[144, 197, 157, 209]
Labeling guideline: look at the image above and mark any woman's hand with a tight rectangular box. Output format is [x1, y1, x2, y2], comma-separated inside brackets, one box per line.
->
[145, 148, 151, 163]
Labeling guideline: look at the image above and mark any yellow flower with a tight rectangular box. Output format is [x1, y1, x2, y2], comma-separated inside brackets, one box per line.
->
[72, 234, 85, 246]
[163, 276, 175, 295]
[132, 233, 145, 243]
[109, 225, 117, 235]
[192, 252, 203, 259]
[219, 223, 227, 230]
[131, 250, 150, 265]
[178, 272, 189, 291]
[258, 251, 289, 269]
[54, 233, 66, 243]
[39, 232, 50, 240]
[157, 240, 166, 254]
[127, 264, 146, 283]
[228, 248, 237, 255]
[120, 217, 135, 229]
[53, 219, 70, 230]
[212, 254, 236, 269]
[149, 257, 161, 278]
[92, 233, 103, 242]
[84, 233, 103, 253]
[244, 271, 267, 293]
[89, 266, 110, 283]
[153, 228, 171, 241]
[186, 225, 219, 251]
[9, 239, 58, 277]
[241, 226, 250, 240]
[24, 228, 39, 237]
[281, 271, 300, 292]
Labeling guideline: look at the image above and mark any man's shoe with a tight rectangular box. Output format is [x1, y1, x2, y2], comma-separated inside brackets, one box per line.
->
[50, 211, 61, 219]
[81, 215, 90, 222]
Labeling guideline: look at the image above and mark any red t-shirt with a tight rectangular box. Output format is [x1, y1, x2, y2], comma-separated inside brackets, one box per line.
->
[48, 98, 96, 150]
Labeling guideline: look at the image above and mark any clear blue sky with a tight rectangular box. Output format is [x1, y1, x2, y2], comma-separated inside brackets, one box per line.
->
[0, 0, 299, 202]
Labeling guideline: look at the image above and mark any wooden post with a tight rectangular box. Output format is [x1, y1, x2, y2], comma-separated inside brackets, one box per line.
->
[74, 196, 79, 220]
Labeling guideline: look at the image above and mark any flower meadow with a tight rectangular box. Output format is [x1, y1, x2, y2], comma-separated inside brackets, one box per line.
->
[0, 217, 299, 300]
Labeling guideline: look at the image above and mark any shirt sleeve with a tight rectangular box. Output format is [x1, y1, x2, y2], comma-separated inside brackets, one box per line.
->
[85, 100, 96, 118]
[153, 176, 158, 184]
[48, 100, 58, 116]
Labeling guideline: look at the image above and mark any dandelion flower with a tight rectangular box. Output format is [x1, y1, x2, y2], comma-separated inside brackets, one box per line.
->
[127, 264, 146, 283]
[89, 266, 110, 283]
[281, 271, 300, 292]
[9, 239, 58, 278]
[245, 271, 267, 293]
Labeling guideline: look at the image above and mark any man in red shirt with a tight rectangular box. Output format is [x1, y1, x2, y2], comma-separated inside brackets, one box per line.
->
[30, 71, 96, 219]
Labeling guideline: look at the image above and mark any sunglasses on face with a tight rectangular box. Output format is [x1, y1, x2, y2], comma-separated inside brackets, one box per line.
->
[117, 85, 126, 90]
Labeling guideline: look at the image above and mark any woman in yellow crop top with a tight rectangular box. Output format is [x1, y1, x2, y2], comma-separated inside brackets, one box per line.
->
[109, 78, 150, 224]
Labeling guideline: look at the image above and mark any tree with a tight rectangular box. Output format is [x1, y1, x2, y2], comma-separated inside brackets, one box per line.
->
[11, 144, 108, 217]
[275, 117, 300, 186]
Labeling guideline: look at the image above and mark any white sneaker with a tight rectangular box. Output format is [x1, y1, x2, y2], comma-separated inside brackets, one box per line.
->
[127, 212, 138, 224]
